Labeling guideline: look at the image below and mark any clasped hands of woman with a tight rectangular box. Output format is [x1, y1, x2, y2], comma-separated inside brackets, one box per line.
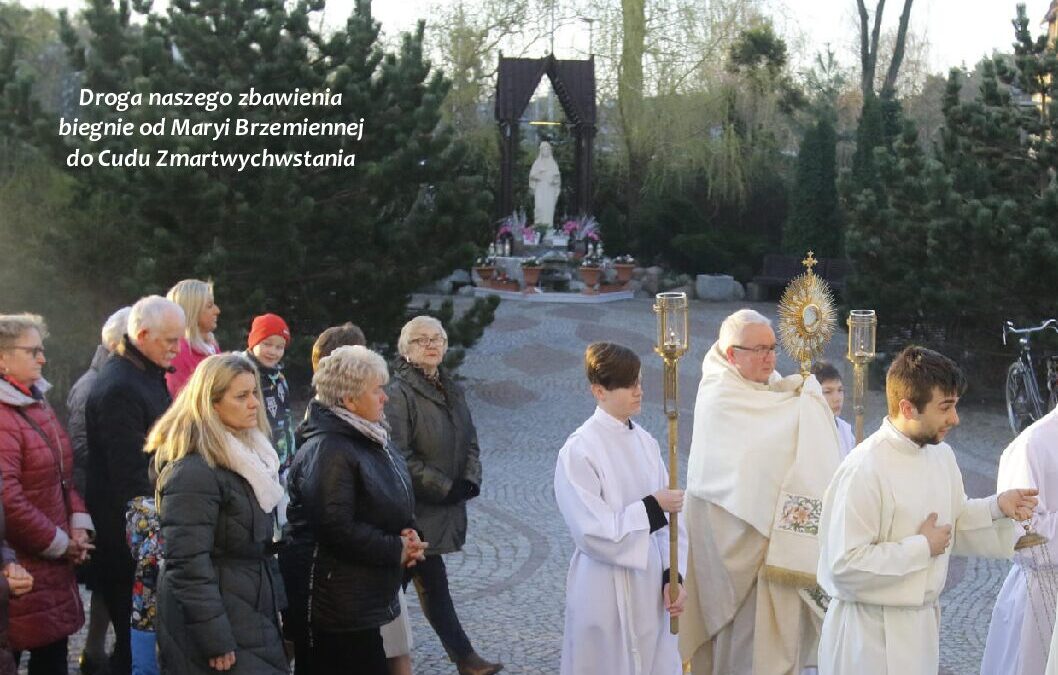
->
[401, 528, 429, 567]
[66, 527, 94, 564]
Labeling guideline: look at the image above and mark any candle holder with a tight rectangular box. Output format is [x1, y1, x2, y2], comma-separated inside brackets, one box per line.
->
[653, 292, 689, 635]
[846, 309, 877, 444]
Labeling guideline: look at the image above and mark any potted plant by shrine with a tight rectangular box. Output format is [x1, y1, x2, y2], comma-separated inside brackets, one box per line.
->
[613, 255, 636, 283]
[473, 254, 497, 284]
[521, 256, 544, 290]
[579, 254, 603, 291]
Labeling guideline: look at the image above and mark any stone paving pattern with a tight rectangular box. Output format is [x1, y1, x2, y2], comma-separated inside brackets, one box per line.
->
[61, 297, 1021, 674]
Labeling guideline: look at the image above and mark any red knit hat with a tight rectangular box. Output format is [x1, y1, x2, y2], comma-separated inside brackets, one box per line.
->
[248, 314, 291, 349]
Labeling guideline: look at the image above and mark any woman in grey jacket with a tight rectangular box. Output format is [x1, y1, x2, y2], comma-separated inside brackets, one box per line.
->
[385, 316, 502, 675]
[148, 354, 288, 675]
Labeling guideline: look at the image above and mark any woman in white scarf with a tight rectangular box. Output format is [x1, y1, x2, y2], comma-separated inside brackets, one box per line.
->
[147, 353, 288, 674]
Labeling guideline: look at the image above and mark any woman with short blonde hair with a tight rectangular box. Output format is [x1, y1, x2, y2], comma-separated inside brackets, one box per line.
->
[164, 279, 221, 397]
[281, 345, 425, 674]
[148, 354, 287, 674]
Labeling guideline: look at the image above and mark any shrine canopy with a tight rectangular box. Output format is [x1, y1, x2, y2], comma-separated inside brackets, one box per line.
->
[494, 54, 596, 218]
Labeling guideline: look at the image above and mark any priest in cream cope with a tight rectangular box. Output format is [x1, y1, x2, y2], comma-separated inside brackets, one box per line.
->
[680, 309, 842, 675]
[816, 346, 1038, 675]
[555, 342, 688, 675]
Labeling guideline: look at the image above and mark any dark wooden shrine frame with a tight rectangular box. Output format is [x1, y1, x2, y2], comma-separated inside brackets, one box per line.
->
[494, 54, 596, 219]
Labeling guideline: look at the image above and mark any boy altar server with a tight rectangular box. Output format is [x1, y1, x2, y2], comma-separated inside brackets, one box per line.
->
[555, 342, 688, 675]
[817, 346, 1038, 675]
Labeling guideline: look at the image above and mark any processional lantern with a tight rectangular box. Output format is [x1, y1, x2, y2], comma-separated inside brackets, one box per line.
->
[653, 292, 689, 635]
[846, 309, 877, 444]
[777, 251, 837, 378]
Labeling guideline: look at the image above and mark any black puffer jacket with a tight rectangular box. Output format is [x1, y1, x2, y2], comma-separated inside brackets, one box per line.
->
[280, 401, 416, 635]
[385, 358, 482, 554]
[155, 454, 287, 675]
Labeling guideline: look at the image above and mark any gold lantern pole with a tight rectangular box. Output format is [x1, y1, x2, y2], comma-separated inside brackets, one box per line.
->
[846, 310, 877, 444]
[653, 292, 689, 635]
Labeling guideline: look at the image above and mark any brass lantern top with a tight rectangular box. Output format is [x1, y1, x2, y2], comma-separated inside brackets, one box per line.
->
[654, 292, 689, 360]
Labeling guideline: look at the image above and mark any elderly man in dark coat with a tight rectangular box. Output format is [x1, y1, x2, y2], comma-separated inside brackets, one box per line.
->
[85, 296, 184, 675]
[385, 316, 501, 675]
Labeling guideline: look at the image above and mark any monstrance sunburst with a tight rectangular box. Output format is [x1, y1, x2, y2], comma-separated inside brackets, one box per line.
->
[777, 252, 837, 377]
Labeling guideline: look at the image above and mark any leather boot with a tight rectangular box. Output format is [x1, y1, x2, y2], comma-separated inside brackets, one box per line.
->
[455, 651, 504, 675]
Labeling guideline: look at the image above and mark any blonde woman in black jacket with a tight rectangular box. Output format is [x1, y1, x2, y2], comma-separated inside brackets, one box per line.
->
[281, 345, 427, 675]
[148, 354, 288, 674]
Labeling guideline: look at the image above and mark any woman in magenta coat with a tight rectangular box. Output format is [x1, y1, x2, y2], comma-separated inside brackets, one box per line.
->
[0, 314, 93, 674]
[165, 279, 221, 397]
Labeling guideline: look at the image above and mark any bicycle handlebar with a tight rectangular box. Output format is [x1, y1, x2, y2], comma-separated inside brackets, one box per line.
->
[1003, 319, 1058, 346]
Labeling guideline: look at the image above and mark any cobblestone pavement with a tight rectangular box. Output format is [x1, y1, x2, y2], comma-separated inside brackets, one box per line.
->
[63, 297, 1020, 674]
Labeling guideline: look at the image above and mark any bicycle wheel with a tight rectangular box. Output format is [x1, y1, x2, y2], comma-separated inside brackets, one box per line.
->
[1006, 362, 1038, 433]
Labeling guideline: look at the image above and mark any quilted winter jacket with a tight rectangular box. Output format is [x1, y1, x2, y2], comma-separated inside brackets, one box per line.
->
[155, 454, 287, 675]
[0, 377, 92, 650]
[281, 402, 416, 636]
[384, 358, 482, 554]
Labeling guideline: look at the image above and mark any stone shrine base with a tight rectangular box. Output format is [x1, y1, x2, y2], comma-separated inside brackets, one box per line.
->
[472, 286, 634, 303]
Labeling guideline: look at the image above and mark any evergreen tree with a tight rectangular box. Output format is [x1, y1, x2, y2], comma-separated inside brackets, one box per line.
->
[7, 0, 492, 359]
[845, 3, 1058, 358]
[784, 114, 839, 257]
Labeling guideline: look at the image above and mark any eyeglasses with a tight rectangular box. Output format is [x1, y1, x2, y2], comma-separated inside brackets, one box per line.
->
[7, 346, 45, 358]
[731, 344, 778, 356]
[410, 336, 447, 347]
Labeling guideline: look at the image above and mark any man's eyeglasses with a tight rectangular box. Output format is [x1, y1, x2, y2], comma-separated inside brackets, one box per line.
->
[7, 346, 45, 358]
[731, 344, 777, 356]
[410, 336, 447, 347]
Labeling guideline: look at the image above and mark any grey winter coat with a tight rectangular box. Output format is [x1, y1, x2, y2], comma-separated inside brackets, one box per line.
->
[66, 345, 108, 496]
[385, 358, 482, 554]
[155, 454, 288, 675]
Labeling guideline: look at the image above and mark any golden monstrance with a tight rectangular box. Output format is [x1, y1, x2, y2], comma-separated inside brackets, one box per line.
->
[777, 252, 837, 377]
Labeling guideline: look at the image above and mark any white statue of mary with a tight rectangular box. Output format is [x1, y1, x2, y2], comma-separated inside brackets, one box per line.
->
[529, 141, 561, 227]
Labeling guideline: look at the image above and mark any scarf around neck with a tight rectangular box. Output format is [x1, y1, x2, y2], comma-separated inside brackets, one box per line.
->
[223, 428, 284, 512]
[328, 404, 390, 447]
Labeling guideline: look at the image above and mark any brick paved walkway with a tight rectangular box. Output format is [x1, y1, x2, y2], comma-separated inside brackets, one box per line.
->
[61, 297, 1020, 674]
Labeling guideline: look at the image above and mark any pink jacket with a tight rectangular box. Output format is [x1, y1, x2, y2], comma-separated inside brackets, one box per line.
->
[165, 338, 218, 397]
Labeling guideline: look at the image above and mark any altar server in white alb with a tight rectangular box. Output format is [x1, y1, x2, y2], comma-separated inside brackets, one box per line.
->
[555, 342, 688, 675]
[982, 408, 1058, 675]
[817, 346, 1038, 675]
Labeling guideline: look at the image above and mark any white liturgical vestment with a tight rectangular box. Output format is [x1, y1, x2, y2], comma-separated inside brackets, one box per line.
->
[680, 343, 841, 675]
[555, 407, 688, 675]
[984, 409, 1058, 675]
[817, 419, 1017, 675]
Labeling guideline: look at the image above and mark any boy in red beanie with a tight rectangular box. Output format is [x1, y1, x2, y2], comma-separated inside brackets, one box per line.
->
[245, 314, 296, 479]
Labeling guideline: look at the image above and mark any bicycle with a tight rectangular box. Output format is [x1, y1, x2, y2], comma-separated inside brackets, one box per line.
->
[1003, 319, 1058, 433]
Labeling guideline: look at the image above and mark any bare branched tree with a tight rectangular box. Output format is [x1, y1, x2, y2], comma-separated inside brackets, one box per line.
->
[856, 0, 915, 98]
